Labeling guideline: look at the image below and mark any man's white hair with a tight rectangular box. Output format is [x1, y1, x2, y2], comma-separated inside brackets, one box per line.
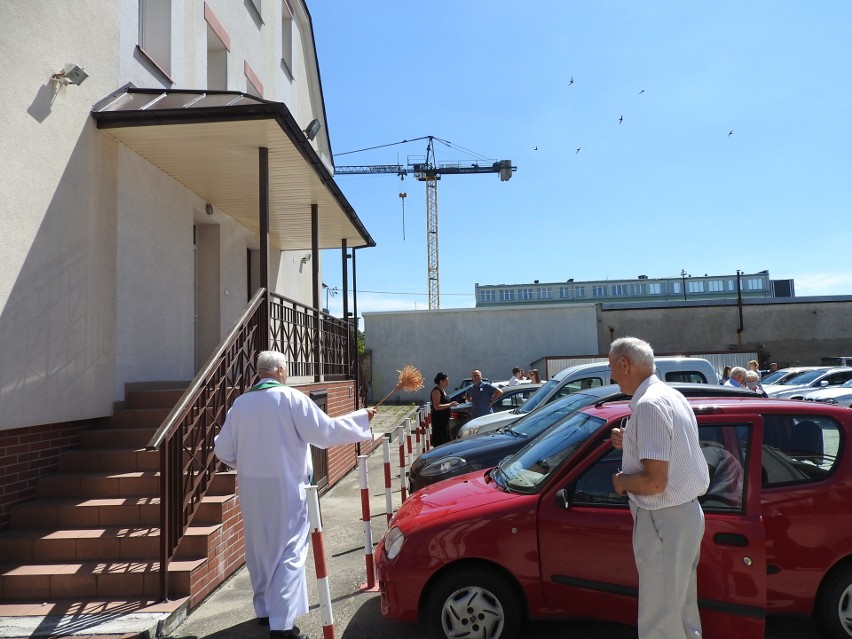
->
[257, 350, 287, 373]
[609, 337, 655, 372]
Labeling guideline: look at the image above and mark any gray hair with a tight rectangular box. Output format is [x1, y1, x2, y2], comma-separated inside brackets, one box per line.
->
[731, 366, 747, 379]
[257, 350, 287, 373]
[609, 337, 655, 373]
[745, 370, 760, 382]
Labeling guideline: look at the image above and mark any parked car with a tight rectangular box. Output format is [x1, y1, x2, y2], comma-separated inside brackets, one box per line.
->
[758, 366, 822, 386]
[410, 383, 757, 493]
[377, 397, 852, 639]
[456, 357, 718, 439]
[447, 383, 541, 439]
[765, 367, 852, 399]
[804, 377, 852, 408]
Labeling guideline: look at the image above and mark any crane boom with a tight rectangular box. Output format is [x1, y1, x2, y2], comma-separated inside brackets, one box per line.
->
[335, 139, 515, 309]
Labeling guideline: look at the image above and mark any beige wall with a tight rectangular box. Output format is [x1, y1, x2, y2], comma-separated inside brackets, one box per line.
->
[597, 299, 852, 367]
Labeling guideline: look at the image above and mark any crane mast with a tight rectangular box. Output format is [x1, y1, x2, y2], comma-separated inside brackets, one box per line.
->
[334, 137, 515, 309]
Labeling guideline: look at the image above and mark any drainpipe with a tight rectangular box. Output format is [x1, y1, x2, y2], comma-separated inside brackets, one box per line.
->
[736, 269, 744, 348]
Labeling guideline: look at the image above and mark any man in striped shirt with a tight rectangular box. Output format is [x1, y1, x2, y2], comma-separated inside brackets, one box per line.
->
[609, 337, 710, 639]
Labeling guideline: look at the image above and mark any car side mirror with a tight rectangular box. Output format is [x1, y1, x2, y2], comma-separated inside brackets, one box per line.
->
[820, 380, 829, 387]
[556, 486, 575, 510]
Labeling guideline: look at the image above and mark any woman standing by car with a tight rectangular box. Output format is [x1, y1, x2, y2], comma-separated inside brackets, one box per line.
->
[430, 372, 458, 446]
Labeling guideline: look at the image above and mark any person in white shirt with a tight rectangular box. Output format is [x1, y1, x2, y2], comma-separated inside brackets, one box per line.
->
[214, 350, 375, 639]
[609, 337, 709, 639]
[507, 367, 523, 386]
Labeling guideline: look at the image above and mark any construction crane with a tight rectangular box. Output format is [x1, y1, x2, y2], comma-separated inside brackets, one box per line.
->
[335, 136, 515, 309]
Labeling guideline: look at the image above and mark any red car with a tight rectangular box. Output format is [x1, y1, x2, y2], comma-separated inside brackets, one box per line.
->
[376, 398, 852, 639]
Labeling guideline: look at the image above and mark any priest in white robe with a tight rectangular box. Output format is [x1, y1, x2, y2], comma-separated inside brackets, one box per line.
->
[214, 350, 375, 639]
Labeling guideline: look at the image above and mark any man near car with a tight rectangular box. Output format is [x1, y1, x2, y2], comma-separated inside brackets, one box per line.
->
[724, 366, 747, 388]
[464, 369, 503, 418]
[507, 367, 523, 386]
[214, 350, 375, 639]
[609, 337, 710, 639]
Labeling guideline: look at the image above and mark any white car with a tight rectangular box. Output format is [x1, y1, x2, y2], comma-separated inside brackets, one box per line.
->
[766, 367, 852, 400]
[803, 378, 852, 407]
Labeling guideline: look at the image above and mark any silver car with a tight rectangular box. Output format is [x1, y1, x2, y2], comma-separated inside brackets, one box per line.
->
[767, 367, 852, 400]
[803, 377, 852, 407]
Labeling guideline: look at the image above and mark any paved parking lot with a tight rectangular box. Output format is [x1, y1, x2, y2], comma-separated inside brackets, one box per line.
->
[165, 406, 828, 639]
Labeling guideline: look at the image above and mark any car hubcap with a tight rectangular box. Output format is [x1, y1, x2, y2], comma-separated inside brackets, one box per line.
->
[839, 584, 852, 636]
[441, 586, 504, 638]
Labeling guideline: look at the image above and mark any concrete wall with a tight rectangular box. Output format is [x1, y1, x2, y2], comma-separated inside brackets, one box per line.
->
[597, 298, 852, 367]
[364, 304, 599, 404]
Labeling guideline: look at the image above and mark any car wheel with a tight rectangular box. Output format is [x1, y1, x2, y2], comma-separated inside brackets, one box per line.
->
[816, 566, 852, 639]
[425, 567, 521, 639]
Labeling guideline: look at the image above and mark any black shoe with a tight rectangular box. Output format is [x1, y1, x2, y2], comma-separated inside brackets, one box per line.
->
[257, 617, 269, 626]
[269, 630, 307, 639]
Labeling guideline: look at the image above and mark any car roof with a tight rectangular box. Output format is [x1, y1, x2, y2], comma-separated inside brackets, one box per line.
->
[578, 395, 852, 421]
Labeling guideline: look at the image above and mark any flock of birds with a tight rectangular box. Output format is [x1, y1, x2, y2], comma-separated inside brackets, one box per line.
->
[534, 76, 734, 155]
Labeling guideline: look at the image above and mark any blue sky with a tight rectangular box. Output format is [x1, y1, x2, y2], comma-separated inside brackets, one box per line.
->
[312, 2, 852, 324]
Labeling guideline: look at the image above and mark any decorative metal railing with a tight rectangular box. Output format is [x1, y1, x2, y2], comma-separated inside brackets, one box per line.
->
[146, 288, 353, 601]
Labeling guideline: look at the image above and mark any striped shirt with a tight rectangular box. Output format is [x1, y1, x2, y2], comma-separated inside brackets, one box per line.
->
[621, 375, 710, 510]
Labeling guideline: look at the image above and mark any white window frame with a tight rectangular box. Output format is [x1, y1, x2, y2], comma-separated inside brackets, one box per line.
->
[139, 0, 172, 78]
[281, 0, 295, 77]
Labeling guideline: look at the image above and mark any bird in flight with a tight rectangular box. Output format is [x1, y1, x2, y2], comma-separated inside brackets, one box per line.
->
[576, 147, 581, 154]
[569, 76, 574, 85]
[728, 130, 734, 137]
[638, 89, 645, 94]
[619, 115, 623, 124]
[533, 146, 538, 151]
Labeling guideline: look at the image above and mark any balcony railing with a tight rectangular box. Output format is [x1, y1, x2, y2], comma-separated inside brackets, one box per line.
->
[146, 288, 354, 600]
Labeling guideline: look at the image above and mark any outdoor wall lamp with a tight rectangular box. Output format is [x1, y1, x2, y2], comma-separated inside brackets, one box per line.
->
[303, 119, 321, 141]
[51, 63, 89, 86]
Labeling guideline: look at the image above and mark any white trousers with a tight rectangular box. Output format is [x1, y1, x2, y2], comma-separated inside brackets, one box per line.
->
[630, 499, 704, 639]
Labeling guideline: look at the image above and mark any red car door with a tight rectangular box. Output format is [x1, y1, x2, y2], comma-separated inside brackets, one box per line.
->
[537, 415, 766, 637]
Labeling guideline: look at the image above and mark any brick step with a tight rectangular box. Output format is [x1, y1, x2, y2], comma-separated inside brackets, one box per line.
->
[79, 427, 155, 449]
[125, 386, 188, 410]
[0, 595, 189, 621]
[10, 494, 234, 529]
[0, 557, 205, 600]
[37, 469, 236, 499]
[107, 407, 172, 429]
[0, 524, 221, 563]
[59, 448, 160, 473]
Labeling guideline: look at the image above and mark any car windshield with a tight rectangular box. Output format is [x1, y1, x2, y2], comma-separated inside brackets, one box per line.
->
[760, 370, 790, 385]
[516, 379, 560, 414]
[496, 411, 606, 493]
[779, 369, 827, 385]
[510, 392, 602, 438]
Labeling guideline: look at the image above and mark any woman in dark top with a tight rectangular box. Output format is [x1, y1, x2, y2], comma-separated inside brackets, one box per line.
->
[430, 372, 458, 446]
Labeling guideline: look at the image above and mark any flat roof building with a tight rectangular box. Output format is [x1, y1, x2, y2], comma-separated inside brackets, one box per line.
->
[475, 271, 795, 307]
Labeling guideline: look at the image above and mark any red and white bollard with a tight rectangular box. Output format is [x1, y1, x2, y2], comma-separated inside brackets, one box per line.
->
[414, 415, 422, 456]
[405, 418, 414, 460]
[357, 455, 378, 591]
[398, 424, 408, 503]
[306, 485, 336, 639]
[383, 435, 394, 524]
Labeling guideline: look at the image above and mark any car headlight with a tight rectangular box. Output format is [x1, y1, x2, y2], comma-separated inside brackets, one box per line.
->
[384, 526, 405, 560]
[420, 456, 469, 477]
[460, 424, 479, 438]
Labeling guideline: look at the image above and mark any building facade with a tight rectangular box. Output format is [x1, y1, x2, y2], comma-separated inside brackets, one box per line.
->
[475, 271, 795, 307]
[1, 1, 372, 538]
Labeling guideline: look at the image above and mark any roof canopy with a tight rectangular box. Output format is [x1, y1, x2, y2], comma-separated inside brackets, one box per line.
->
[92, 85, 375, 250]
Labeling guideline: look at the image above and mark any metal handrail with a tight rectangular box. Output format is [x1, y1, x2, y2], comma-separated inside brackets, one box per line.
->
[146, 287, 355, 601]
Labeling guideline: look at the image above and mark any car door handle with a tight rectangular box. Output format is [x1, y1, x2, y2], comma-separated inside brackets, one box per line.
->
[713, 532, 749, 547]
